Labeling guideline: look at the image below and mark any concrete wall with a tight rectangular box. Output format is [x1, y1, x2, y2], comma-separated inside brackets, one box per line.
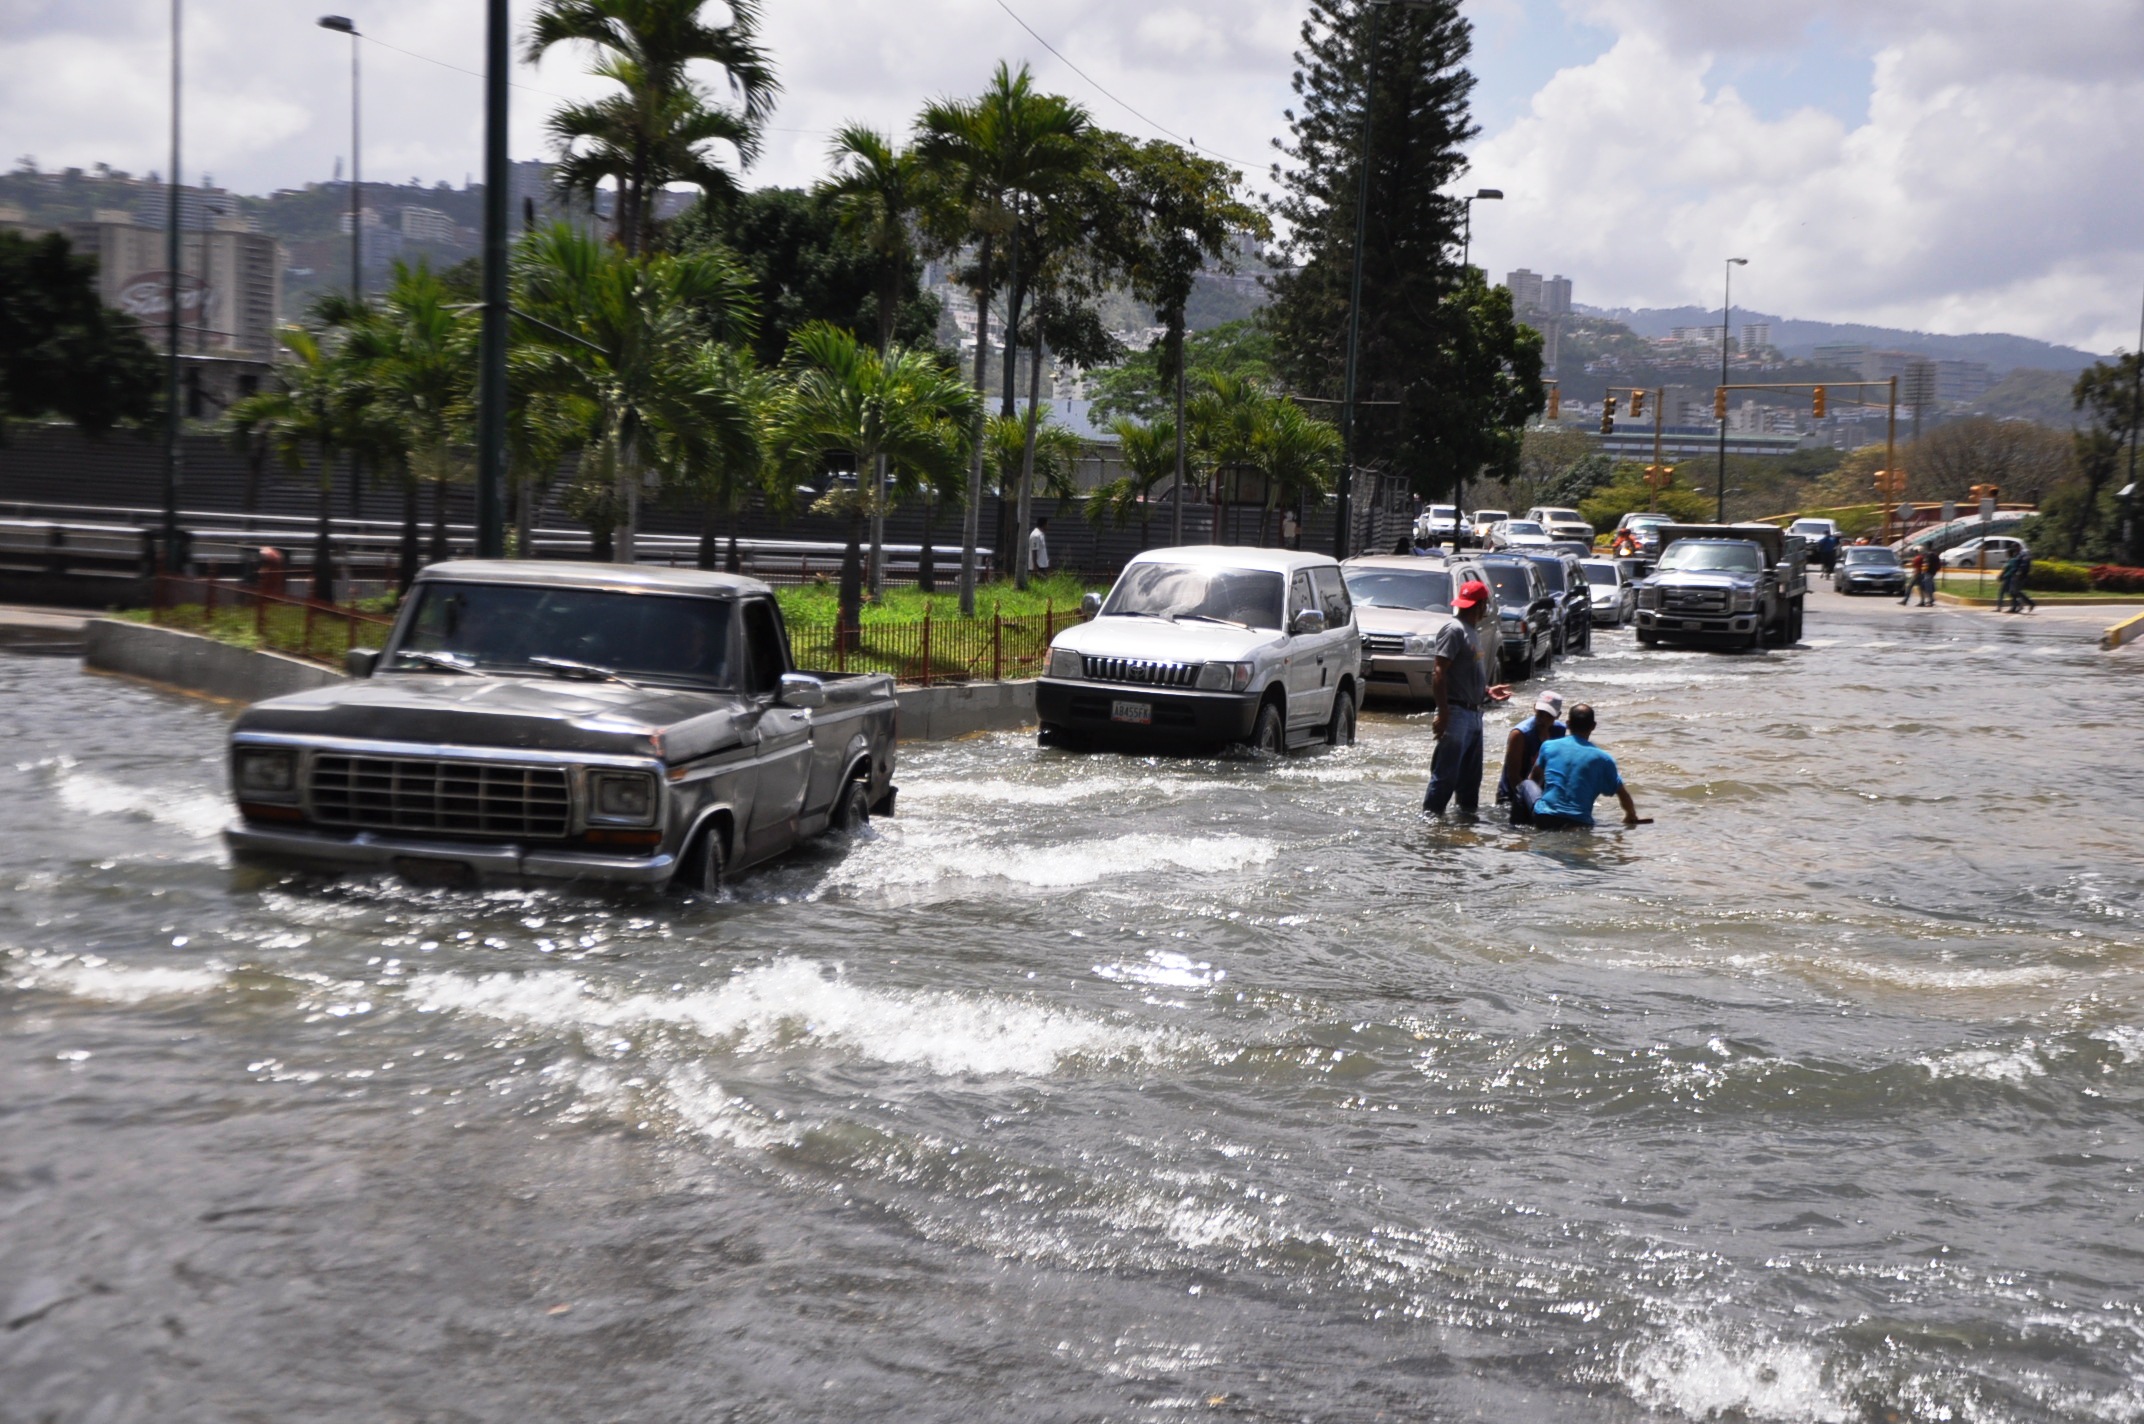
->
[2105, 609, 2144, 651]
[895, 680, 1038, 742]
[83, 619, 342, 703]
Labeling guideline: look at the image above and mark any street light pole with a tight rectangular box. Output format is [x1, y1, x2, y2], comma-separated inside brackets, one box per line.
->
[317, 17, 361, 301]
[1460, 188, 1501, 272]
[1717, 256, 1747, 521]
[162, 0, 183, 573]
[473, 0, 509, 558]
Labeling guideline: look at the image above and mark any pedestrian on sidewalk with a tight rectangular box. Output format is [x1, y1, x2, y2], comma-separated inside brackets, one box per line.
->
[1919, 550, 1939, 606]
[2001, 550, 2037, 613]
[1511, 702, 1643, 831]
[1422, 578, 1512, 817]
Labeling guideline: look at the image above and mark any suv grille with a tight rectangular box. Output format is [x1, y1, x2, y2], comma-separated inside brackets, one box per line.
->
[1663, 588, 1729, 614]
[1081, 656, 1199, 688]
[309, 754, 573, 839]
[1362, 633, 1407, 655]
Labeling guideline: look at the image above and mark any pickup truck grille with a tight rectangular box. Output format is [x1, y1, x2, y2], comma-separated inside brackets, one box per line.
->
[1662, 588, 1730, 614]
[308, 754, 573, 839]
[1362, 633, 1407, 655]
[1081, 655, 1199, 688]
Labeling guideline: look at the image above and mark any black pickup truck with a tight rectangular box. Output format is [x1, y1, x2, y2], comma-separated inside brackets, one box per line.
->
[223, 561, 898, 890]
[1632, 523, 1808, 650]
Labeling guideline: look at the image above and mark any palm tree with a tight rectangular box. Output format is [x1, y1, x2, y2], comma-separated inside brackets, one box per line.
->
[771, 323, 978, 638]
[1250, 399, 1340, 546]
[226, 327, 346, 599]
[515, 223, 758, 562]
[525, 0, 778, 255]
[822, 123, 924, 595]
[1089, 415, 1178, 549]
[1188, 371, 1265, 543]
[679, 341, 770, 573]
[915, 61, 1091, 615]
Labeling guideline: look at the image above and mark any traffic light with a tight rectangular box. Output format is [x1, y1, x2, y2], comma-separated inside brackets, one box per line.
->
[1629, 389, 1645, 419]
[1547, 385, 1560, 420]
[1714, 386, 1728, 420]
[1812, 385, 1827, 419]
[1600, 395, 1617, 435]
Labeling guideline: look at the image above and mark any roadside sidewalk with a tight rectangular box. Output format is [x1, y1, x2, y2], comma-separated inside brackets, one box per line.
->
[0, 604, 90, 652]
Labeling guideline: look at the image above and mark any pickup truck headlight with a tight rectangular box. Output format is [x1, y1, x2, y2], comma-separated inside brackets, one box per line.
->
[233, 747, 298, 800]
[1402, 632, 1437, 657]
[1731, 590, 1757, 612]
[589, 770, 658, 826]
[1195, 661, 1254, 692]
[1637, 588, 1659, 610]
[1047, 646, 1083, 679]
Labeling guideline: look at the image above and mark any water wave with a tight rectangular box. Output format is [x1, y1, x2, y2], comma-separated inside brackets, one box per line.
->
[10, 952, 227, 1003]
[821, 829, 1277, 896]
[1619, 1320, 1853, 1423]
[49, 758, 229, 841]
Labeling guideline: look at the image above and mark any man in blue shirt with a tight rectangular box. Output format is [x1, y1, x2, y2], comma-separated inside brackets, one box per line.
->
[1511, 703, 1641, 830]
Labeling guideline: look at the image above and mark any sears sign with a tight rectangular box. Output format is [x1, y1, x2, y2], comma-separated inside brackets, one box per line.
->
[116, 271, 212, 328]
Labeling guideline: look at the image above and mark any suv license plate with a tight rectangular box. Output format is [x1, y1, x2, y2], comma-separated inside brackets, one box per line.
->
[1110, 700, 1151, 725]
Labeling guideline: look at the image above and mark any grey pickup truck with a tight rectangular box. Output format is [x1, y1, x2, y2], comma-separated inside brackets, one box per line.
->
[223, 561, 898, 890]
[1632, 523, 1808, 650]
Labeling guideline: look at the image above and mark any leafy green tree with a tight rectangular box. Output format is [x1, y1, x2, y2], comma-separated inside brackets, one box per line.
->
[1579, 463, 1709, 532]
[524, 0, 778, 255]
[515, 223, 758, 561]
[1546, 452, 1614, 508]
[770, 322, 978, 636]
[674, 341, 771, 573]
[2062, 354, 2143, 558]
[915, 60, 1091, 615]
[1089, 320, 1275, 424]
[0, 229, 160, 436]
[1248, 398, 1341, 545]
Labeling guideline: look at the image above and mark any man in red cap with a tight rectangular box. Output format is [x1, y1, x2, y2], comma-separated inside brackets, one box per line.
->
[1423, 577, 1511, 815]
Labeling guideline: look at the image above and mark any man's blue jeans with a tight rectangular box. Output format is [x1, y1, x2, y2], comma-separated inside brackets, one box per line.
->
[1423, 707, 1485, 814]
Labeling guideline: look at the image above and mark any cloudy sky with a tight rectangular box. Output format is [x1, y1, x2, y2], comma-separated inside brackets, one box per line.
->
[5, 0, 2139, 352]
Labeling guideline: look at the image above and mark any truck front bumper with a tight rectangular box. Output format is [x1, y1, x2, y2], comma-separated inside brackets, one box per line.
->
[1360, 654, 1436, 703]
[1632, 609, 1760, 637]
[1035, 679, 1261, 742]
[224, 820, 677, 886]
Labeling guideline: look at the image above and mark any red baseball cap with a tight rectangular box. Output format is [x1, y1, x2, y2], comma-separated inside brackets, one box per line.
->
[1454, 579, 1490, 610]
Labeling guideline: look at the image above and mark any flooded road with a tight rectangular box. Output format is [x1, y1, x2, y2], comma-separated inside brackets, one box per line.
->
[4, 603, 2141, 1423]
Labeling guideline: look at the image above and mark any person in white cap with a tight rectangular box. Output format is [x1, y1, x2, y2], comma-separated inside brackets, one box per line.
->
[1497, 689, 1567, 822]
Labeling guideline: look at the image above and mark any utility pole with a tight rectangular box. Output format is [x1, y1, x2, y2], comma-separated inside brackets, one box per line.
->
[1335, 0, 1387, 561]
[317, 17, 362, 302]
[162, 0, 184, 574]
[1717, 257, 1747, 521]
[473, 0, 509, 559]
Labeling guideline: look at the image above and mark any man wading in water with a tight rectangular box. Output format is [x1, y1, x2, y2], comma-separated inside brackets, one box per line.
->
[1510, 702, 1644, 830]
[1422, 578, 1511, 816]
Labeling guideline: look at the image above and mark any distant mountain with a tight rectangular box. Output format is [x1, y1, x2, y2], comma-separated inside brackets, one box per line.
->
[1578, 305, 2102, 375]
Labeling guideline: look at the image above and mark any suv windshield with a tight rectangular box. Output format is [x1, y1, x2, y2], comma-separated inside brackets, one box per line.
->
[1344, 567, 1453, 610]
[1843, 547, 1899, 566]
[1657, 541, 1763, 573]
[1581, 563, 1620, 586]
[393, 583, 733, 686]
[1505, 521, 1544, 536]
[1104, 563, 1286, 630]
[1475, 564, 1534, 605]
[1523, 556, 1568, 592]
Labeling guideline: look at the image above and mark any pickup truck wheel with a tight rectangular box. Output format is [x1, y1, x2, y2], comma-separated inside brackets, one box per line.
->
[682, 823, 727, 894]
[831, 778, 872, 836]
[1249, 701, 1285, 755]
[1326, 688, 1356, 747]
[1637, 629, 1658, 647]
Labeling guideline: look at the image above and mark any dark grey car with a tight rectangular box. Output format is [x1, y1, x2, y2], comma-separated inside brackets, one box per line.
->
[1450, 552, 1557, 679]
[1516, 550, 1593, 656]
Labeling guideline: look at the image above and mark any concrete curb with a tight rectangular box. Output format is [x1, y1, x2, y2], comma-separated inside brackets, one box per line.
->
[83, 619, 343, 703]
[895, 679, 1037, 742]
[2104, 609, 2144, 651]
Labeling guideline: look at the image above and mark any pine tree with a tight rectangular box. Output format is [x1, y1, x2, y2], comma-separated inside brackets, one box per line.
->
[1265, 0, 1540, 498]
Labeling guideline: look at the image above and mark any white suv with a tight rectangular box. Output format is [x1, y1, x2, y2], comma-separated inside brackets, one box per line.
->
[1036, 547, 1361, 753]
[1527, 506, 1596, 545]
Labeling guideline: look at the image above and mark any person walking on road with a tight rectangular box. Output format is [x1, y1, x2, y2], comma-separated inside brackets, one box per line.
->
[1998, 549, 2037, 614]
[1497, 690, 1566, 822]
[1422, 578, 1512, 816]
[1919, 549, 1939, 606]
[1510, 702, 1642, 831]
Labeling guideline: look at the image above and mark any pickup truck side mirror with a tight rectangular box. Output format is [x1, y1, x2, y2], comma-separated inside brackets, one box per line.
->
[346, 647, 381, 678]
[776, 672, 826, 709]
[1080, 592, 1103, 618]
[1291, 608, 1328, 637]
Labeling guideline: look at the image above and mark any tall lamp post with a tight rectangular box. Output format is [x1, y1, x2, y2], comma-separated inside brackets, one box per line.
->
[472, 0, 509, 558]
[1336, 0, 1437, 560]
[1460, 188, 1501, 271]
[317, 16, 361, 301]
[161, 0, 183, 573]
[1716, 256, 1747, 521]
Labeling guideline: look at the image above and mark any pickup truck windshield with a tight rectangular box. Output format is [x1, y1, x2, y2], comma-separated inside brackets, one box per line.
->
[1344, 567, 1453, 610]
[1104, 564, 1286, 629]
[1538, 509, 1582, 523]
[1658, 542, 1763, 573]
[392, 583, 733, 687]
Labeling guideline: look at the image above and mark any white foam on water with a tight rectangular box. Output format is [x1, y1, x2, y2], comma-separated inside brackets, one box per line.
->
[1918, 1039, 2048, 1085]
[897, 772, 1218, 808]
[2091, 1026, 2144, 1064]
[51, 760, 229, 842]
[1827, 959, 2067, 992]
[13, 953, 228, 1004]
[408, 957, 1193, 1078]
[1619, 1322, 1853, 1423]
[822, 830, 1277, 895]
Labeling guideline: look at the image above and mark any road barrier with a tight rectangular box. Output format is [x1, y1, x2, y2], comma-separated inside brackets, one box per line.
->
[2104, 609, 2144, 651]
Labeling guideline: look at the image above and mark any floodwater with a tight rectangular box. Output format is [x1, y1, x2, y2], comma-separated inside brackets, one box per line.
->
[3, 603, 2140, 1423]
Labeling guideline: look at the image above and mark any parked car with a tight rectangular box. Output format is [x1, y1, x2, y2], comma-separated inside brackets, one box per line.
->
[1449, 551, 1557, 679]
[1469, 509, 1511, 544]
[1413, 503, 1464, 547]
[1341, 555, 1462, 705]
[223, 562, 899, 891]
[1633, 524, 1808, 649]
[1548, 539, 1595, 561]
[1527, 506, 1596, 545]
[1036, 546, 1361, 753]
[1940, 535, 2028, 569]
[1833, 544, 1910, 595]
[1580, 557, 1637, 626]
[1516, 549, 1593, 655]
[1488, 519, 1555, 551]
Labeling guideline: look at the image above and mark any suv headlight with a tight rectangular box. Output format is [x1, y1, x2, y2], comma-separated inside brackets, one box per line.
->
[1402, 632, 1437, 657]
[589, 770, 658, 826]
[1195, 661, 1254, 692]
[1047, 646, 1083, 679]
[233, 747, 298, 801]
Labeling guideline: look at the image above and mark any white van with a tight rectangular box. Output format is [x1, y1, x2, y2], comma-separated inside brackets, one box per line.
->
[1036, 547, 1361, 753]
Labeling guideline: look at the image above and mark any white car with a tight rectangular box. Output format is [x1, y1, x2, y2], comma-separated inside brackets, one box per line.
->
[1579, 557, 1636, 626]
[1488, 519, 1555, 550]
[1940, 535, 2028, 569]
[1527, 506, 1596, 545]
[1413, 503, 1463, 545]
[1787, 517, 1841, 544]
[1035, 547, 1362, 753]
[1469, 509, 1511, 544]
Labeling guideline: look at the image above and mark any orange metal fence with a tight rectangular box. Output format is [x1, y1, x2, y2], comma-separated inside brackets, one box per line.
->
[149, 575, 397, 668]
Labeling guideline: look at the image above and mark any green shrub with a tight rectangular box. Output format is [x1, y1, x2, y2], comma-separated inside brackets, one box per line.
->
[2026, 559, 2093, 591]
